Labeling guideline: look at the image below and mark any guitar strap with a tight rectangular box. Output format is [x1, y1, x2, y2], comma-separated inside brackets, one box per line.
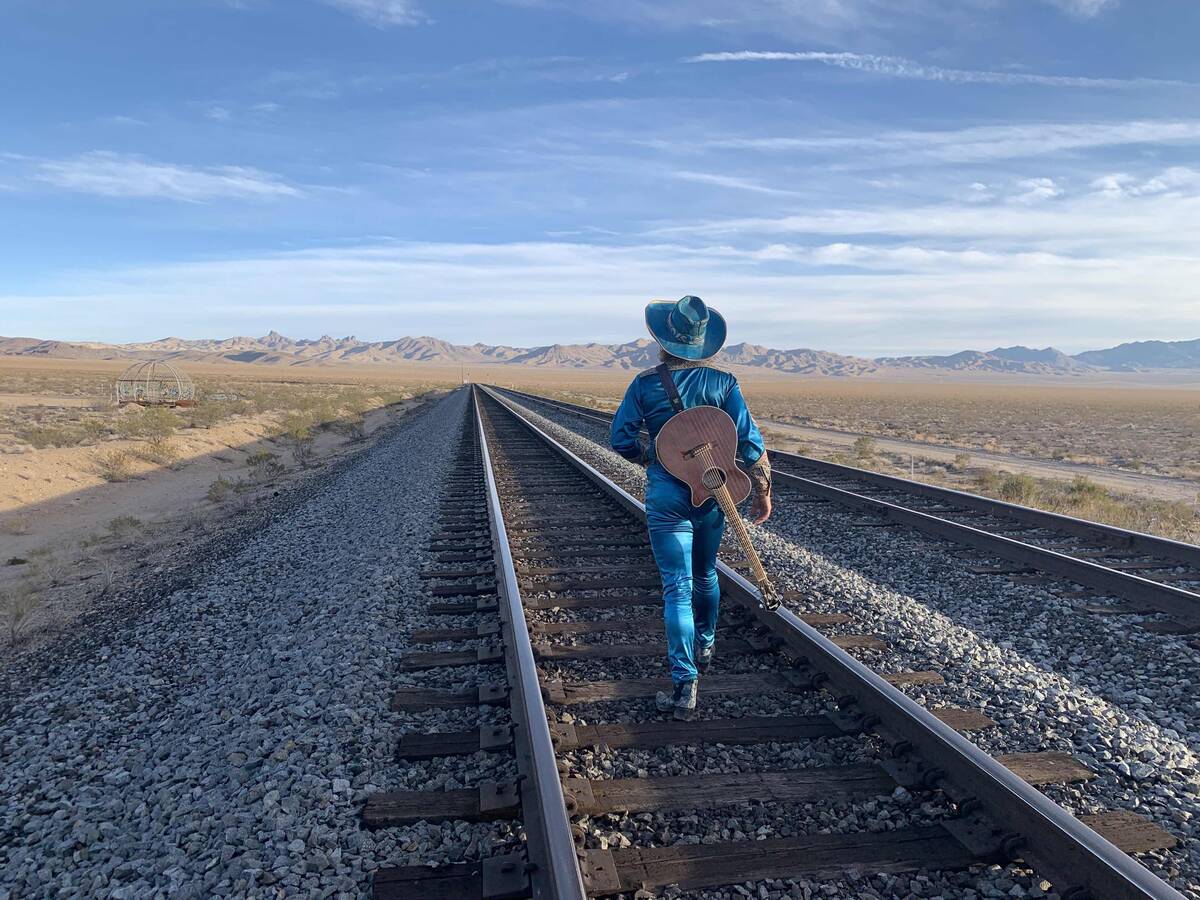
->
[655, 363, 685, 415]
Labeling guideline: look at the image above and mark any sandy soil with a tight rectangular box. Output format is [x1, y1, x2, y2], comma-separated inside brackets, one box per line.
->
[0, 393, 96, 408]
[0, 395, 435, 649]
[761, 420, 1200, 503]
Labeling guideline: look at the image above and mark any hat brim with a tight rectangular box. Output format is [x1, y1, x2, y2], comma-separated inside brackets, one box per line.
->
[645, 301, 727, 360]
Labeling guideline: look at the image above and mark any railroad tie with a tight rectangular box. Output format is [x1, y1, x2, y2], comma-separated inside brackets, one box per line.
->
[394, 706, 996, 761]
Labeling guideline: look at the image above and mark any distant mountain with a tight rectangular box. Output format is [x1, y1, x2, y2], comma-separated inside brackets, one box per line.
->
[2, 332, 1199, 377]
[721, 343, 878, 376]
[1074, 338, 1200, 371]
[879, 345, 1092, 375]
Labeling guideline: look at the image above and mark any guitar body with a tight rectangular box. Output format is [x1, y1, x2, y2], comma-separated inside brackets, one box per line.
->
[654, 404, 779, 609]
[655, 406, 752, 507]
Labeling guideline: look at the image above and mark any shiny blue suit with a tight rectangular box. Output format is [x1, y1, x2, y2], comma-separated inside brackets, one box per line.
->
[611, 365, 766, 684]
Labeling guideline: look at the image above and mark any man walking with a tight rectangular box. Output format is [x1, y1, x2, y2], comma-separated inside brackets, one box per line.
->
[610, 296, 772, 720]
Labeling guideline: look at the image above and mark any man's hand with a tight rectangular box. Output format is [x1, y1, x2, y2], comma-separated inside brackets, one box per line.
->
[750, 491, 772, 524]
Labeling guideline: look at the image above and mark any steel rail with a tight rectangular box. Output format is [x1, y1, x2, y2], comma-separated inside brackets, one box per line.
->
[471, 386, 589, 900]
[495, 386, 1200, 621]
[480, 384, 1185, 900]
[774, 454, 1200, 570]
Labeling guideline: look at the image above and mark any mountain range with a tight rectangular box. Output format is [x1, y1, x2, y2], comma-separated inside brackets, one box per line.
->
[2, 332, 1199, 377]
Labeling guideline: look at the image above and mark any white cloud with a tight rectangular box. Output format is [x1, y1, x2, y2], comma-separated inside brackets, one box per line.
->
[1010, 177, 1062, 204]
[1091, 167, 1200, 198]
[501, 0, 994, 41]
[32, 152, 301, 202]
[652, 187, 1200, 260]
[320, 0, 427, 26]
[205, 106, 232, 121]
[697, 120, 1200, 164]
[1045, 0, 1118, 18]
[9, 235, 1198, 353]
[685, 50, 1187, 89]
[965, 182, 995, 203]
[671, 170, 797, 196]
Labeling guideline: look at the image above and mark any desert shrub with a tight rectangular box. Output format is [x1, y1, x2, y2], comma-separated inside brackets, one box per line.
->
[96, 450, 134, 482]
[2, 516, 32, 536]
[335, 415, 367, 442]
[207, 477, 233, 503]
[279, 413, 316, 468]
[342, 392, 372, 417]
[182, 510, 208, 532]
[27, 548, 70, 586]
[18, 425, 84, 449]
[246, 450, 285, 481]
[80, 417, 112, 442]
[952, 452, 972, 472]
[135, 437, 179, 465]
[95, 555, 120, 595]
[974, 469, 1001, 494]
[108, 516, 142, 537]
[852, 436, 877, 460]
[1066, 475, 1107, 502]
[2, 583, 41, 643]
[119, 406, 179, 440]
[997, 472, 1038, 505]
[379, 389, 413, 407]
[187, 398, 247, 429]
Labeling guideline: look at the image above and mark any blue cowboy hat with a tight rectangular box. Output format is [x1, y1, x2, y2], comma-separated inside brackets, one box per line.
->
[645, 295, 727, 361]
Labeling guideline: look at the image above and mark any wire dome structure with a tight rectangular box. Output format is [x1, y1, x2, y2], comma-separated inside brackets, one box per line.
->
[113, 359, 196, 407]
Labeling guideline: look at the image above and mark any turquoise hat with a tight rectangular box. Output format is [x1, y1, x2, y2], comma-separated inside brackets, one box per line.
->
[645, 295, 727, 361]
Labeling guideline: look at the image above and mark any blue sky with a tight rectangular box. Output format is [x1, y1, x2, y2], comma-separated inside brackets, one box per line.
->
[2, 0, 1199, 355]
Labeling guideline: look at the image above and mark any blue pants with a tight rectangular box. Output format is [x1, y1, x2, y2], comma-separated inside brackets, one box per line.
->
[645, 466, 726, 685]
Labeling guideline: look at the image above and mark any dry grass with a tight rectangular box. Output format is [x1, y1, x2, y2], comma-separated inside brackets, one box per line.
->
[0, 359, 450, 459]
[2, 582, 41, 644]
[976, 471, 1198, 542]
[95, 450, 134, 482]
[810, 444, 1200, 544]
[741, 380, 1200, 480]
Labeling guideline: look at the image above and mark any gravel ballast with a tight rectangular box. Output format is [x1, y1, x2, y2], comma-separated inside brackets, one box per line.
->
[0, 389, 496, 899]
[501, 391, 1200, 899]
[6, 383, 1197, 900]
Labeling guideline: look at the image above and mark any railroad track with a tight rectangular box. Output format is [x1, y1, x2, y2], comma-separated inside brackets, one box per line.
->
[366, 385, 1182, 899]
[496, 387, 1200, 637]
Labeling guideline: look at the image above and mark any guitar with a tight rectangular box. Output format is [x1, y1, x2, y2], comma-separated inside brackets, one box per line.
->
[655, 405, 780, 610]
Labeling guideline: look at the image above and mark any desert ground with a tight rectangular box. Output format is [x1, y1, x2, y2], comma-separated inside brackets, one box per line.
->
[0, 357, 455, 648]
[3, 357, 1198, 649]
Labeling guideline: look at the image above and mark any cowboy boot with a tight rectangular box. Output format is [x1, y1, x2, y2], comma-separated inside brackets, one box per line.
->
[655, 680, 698, 721]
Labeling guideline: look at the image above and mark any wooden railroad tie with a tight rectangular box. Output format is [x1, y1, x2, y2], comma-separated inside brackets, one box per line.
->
[394, 708, 996, 761]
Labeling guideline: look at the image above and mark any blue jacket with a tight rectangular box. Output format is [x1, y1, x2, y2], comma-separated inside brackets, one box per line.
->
[610, 365, 766, 470]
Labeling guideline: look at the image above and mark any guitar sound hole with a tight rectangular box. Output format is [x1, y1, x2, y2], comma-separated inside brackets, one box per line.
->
[701, 467, 727, 490]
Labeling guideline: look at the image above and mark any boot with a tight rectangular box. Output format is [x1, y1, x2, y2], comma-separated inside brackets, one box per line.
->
[695, 641, 715, 674]
[655, 680, 698, 721]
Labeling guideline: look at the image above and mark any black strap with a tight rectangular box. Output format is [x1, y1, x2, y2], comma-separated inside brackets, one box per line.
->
[655, 363, 685, 414]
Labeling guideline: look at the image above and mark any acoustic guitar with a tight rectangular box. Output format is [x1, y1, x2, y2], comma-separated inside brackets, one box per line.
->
[655, 405, 780, 609]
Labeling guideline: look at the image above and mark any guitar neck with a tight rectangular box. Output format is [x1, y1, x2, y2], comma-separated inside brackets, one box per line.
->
[710, 485, 773, 594]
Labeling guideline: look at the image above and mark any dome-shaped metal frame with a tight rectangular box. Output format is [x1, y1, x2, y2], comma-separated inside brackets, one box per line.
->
[113, 359, 196, 407]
